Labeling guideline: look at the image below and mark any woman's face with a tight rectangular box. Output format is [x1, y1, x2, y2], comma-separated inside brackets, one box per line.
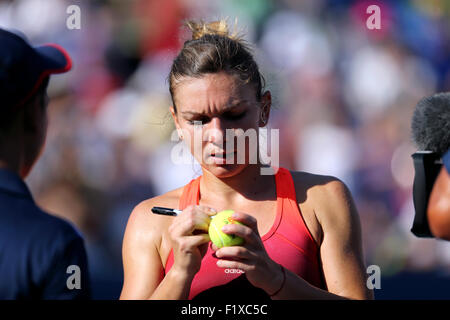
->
[171, 71, 271, 178]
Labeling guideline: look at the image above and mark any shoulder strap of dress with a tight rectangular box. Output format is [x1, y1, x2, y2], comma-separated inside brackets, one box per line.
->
[275, 167, 297, 201]
[275, 167, 319, 251]
[178, 176, 201, 210]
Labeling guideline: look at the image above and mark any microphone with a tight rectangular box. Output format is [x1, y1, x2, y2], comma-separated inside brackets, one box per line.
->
[411, 92, 450, 155]
[410, 92, 450, 237]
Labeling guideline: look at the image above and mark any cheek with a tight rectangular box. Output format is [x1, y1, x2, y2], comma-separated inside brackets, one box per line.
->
[236, 113, 261, 139]
[242, 109, 261, 129]
[180, 126, 204, 154]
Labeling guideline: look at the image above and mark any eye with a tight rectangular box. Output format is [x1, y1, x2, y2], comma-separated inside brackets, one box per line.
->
[187, 117, 210, 125]
[224, 111, 247, 121]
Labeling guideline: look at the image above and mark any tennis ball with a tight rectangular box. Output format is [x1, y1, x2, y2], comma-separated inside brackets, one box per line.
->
[208, 210, 244, 248]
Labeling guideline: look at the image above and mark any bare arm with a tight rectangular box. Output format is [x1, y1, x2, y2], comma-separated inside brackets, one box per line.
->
[120, 200, 192, 299]
[428, 166, 450, 240]
[120, 199, 214, 300]
[267, 178, 372, 299]
[215, 176, 373, 300]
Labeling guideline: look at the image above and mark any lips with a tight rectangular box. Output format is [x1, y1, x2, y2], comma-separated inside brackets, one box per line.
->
[210, 151, 237, 158]
[208, 152, 236, 165]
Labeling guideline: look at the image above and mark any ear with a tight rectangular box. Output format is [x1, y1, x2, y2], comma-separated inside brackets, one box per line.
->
[170, 106, 183, 139]
[258, 91, 272, 127]
[170, 105, 180, 128]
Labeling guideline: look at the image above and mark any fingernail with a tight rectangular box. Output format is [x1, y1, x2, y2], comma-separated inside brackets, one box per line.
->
[221, 225, 229, 232]
[209, 208, 217, 213]
[232, 212, 238, 218]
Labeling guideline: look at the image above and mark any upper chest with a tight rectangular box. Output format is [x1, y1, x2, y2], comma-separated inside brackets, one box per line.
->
[158, 193, 322, 269]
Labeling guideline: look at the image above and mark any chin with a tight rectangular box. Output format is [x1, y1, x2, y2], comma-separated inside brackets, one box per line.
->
[203, 162, 248, 179]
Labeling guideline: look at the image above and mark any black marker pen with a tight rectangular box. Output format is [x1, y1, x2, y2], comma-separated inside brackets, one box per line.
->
[151, 206, 182, 216]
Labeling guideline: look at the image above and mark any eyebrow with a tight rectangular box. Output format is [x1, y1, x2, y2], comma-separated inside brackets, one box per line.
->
[180, 100, 249, 116]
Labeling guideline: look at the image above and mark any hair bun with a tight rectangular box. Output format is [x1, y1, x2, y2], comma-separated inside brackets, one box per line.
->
[185, 18, 241, 41]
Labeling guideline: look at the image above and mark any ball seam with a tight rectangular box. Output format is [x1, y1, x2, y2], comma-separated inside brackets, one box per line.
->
[210, 220, 225, 248]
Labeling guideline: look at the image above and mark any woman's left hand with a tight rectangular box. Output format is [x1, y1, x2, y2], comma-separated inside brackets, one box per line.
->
[212, 211, 283, 293]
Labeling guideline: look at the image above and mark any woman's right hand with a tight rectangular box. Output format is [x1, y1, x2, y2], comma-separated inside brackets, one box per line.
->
[168, 205, 217, 278]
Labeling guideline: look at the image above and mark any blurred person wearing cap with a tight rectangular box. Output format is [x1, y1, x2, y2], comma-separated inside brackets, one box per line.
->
[411, 92, 450, 241]
[0, 29, 90, 299]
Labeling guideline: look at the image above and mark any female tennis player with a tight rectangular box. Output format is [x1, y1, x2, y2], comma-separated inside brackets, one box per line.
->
[120, 20, 373, 300]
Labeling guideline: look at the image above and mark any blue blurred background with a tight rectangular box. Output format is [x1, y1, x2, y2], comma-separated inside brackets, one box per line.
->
[1, 0, 449, 299]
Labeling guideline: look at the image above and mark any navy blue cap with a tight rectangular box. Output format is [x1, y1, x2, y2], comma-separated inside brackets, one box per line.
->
[0, 28, 72, 109]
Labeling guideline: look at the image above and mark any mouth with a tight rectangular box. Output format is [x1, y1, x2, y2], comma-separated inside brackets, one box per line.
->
[210, 151, 237, 158]
[206, 150, 238, 165]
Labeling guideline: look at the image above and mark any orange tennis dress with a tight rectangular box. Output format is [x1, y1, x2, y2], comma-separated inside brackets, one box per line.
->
[164, 167, 326, 299]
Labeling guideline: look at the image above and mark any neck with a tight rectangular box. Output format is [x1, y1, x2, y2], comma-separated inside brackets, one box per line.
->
[0, 144, 22, 177]
[199, 163, 276, 206]
[0, 116, 34, 179]
[0, 159, 20, 176]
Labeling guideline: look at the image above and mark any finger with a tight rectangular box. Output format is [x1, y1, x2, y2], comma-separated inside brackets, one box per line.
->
[177, 233, 211, 252]
[221, 223, 258, 244]
[216, 259, 255, 272]
[181, 205, 215, 219]
[230, 212, 258, 233]
[215, 246, 256, 260]
[170, 215, 210, 237]
[195, 205, 218, 217]
[194, 210, 213, 227]
[186, 206, 215, 230]
[185, 216, 211, 234]
[193, 216, 210, 232]
[178, 206, 215, 234]
[189, 233, 211, 247]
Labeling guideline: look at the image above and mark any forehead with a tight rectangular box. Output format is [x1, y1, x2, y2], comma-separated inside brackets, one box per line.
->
[174, 72, 256, 113]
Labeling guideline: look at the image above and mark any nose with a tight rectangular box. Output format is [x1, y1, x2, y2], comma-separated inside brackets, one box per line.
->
[205, 117, 226, 144]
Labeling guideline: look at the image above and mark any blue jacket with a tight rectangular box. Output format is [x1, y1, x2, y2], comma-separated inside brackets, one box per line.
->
[0, 168, 90, 299]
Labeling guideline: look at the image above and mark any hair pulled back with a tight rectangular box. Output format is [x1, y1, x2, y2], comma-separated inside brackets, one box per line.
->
[168, 19, 265, 112]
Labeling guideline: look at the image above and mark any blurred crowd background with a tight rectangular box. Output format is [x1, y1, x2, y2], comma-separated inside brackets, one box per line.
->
[1, 0, 449, 299]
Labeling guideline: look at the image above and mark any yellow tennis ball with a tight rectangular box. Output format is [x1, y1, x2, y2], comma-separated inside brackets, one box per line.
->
[208, 210, 244, 248]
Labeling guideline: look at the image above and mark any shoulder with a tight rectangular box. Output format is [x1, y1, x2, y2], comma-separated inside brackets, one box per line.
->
[123, 186, 184, 249]
[28, 210, 91, 299]
[0, 193, 82, 238]
[22, 208, 88, 280]
[42, 214, 87, 257]
[26, 206, 85, 248]
[127, 186, 184, 227]
[289, 170, 358, 231]
[289, 170, 349, 203]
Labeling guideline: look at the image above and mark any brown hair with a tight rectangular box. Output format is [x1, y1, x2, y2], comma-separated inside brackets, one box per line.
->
[168, 19, 266, 113]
